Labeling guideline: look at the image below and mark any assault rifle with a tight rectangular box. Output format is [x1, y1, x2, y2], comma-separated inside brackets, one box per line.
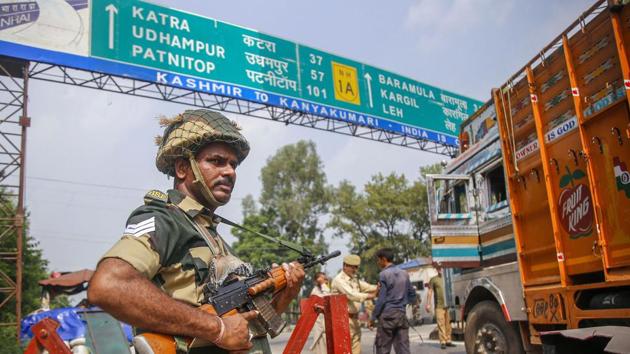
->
[133, 250, 340, 354]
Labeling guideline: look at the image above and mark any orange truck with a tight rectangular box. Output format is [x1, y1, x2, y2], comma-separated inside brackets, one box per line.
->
[427, 0, 630, 352]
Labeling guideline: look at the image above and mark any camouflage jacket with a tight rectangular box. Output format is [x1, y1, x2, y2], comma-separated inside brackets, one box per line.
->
[102, 189, 229, 306]
[102, 189, 272, 354]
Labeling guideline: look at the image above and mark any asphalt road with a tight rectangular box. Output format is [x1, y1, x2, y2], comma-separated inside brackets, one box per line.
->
[268, 324, 465, 354]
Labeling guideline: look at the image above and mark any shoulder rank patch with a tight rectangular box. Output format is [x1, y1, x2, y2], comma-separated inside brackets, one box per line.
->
[124, 216, 156, 237]
[144, 190, 168, 206]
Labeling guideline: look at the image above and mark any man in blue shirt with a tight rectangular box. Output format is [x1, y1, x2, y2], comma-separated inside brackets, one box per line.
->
[371, 248, 417, 354]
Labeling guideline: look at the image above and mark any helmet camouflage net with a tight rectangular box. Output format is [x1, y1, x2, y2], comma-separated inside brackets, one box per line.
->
[155, 109, 250, 176]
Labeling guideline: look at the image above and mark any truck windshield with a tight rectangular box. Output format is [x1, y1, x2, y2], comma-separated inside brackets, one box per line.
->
[436, 180, 469, 214]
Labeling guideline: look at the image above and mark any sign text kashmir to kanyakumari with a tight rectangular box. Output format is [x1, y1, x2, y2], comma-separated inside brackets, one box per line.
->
[0, 0, 483, 146]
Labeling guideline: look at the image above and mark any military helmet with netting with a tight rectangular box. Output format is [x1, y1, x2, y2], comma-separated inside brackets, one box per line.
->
[155, 109, 250, 176]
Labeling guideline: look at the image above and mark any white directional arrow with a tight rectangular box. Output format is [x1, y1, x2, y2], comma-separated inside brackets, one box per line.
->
[105, 4, 118, 50]
[364, 72, 373, 108]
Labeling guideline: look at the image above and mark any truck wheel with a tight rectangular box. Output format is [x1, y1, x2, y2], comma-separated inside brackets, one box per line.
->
[465, 301, 524, 354]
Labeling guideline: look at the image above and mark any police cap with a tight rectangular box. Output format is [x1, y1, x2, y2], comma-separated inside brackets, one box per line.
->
[343, 254, 361, 266]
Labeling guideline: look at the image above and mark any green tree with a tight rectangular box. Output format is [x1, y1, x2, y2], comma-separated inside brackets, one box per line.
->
[240, 194, 258, 218]
[0, 202, 66, 351]
[231, 210, 300, 269]
[328, 163, 442, 281]
[0, 230, 40, 346]
[233, 140, 330, 268]
[232, 141, 331, 318]
[258, 140, 329, 255]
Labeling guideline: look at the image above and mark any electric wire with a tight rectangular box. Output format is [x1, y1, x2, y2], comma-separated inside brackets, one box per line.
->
[27, 176, 148, 192]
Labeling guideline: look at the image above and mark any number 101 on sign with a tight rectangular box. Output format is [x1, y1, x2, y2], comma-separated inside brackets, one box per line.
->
[306, 85, 328, 99]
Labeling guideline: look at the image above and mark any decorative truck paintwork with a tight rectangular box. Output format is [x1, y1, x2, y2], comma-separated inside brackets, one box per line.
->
[429, 1, 630, 350]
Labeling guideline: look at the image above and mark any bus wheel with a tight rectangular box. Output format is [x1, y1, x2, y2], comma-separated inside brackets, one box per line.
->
[464, 301, 524, 354]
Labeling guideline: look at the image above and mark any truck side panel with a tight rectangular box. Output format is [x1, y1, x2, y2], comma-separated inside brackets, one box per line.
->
[529, 28, 602, 279]
[495, 79, 561, 287]
[568, 5, 630, 275]
[495, 2, 630, 333]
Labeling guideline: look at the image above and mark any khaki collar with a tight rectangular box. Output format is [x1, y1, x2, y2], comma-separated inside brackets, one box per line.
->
[167, 189, 219, 225]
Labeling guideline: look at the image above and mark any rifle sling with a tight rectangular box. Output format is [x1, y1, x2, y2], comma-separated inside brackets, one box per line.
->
[170, 203, 306, 258]
[213, 214, 311, 257]
[170, 205, 225, 257]
[174, 336, 189, 354]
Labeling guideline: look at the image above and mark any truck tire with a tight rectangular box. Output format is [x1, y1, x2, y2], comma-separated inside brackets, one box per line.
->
[465, 301, 525, 354]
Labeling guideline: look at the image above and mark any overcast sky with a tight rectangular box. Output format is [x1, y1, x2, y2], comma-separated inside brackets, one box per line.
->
[22, 0, 594, 278]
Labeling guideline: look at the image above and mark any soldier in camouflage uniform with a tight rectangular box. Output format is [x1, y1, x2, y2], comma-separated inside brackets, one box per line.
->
[88, 109, 305, 354]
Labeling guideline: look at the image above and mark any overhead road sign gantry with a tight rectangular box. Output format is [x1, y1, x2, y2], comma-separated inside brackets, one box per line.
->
[0, 0, 483, 152]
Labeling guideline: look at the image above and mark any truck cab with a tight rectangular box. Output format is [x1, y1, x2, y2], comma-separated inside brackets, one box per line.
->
[427, 103, 528, 353]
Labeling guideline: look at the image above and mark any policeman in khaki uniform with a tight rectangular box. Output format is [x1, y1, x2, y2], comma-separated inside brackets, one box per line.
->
[331, 254, 377, 354]
[88, 109, 305, 354]
[426, 262, 454, 350]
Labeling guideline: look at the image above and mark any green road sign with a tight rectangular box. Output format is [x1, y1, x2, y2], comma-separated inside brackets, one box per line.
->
[90, 0, 482, 144]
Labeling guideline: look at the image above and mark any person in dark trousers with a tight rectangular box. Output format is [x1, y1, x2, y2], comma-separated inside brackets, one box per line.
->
[371, 248, 416, 354]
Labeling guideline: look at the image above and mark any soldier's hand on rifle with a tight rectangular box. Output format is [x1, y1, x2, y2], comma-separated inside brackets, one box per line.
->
[271, 262, 305, 313]
[213, 310, 258, 351]
[283, 261, 305, 296]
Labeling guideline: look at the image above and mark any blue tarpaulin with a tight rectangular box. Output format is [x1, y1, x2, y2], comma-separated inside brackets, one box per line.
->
[21, 307, 85, 342]
[21, 307, 133, 344]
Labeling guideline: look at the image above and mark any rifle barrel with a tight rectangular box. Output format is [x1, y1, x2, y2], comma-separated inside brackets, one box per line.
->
[303, 250, 341, 269]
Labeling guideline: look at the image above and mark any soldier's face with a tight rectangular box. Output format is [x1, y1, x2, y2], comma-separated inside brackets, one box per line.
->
[194, 143, 239, 204]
